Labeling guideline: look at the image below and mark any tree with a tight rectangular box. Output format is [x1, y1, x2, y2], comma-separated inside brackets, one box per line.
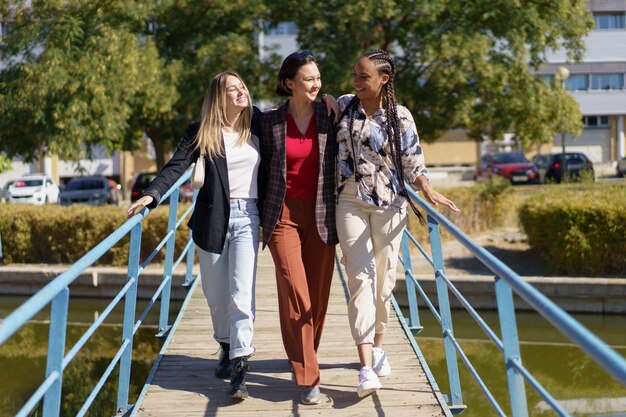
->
[265, 0, 591, 146]
[0, 0, 276, 169]
[0, 0, 176, 162]
[137, 0, 275, 168]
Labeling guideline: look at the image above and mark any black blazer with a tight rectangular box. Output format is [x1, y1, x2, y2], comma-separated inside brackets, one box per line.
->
[143, 109, 262, 254]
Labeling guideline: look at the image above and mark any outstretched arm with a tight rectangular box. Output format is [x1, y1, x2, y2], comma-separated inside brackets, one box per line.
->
[412, 175, 460, 212]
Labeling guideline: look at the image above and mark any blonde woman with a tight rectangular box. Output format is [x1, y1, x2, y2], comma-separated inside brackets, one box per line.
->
[127, 71, 262, 400]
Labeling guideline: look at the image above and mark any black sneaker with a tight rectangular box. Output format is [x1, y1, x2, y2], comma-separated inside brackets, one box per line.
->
[228, 355, 249, 399]
[215, 342, 231, 379]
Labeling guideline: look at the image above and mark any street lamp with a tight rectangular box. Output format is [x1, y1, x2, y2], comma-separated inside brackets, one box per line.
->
[555, 66, 570, 183]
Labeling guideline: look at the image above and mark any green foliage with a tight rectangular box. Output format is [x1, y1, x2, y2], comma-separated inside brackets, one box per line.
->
[0, 0, 271, 168]
[474, 176, 511, 199]
[0, 1, 175, 161]
[265, 0, 592, 145]
[0, 154, 11, 173]
[406, 180, 515, 242]
[0, 203, 193, 265]
[519, 184, 626, 276]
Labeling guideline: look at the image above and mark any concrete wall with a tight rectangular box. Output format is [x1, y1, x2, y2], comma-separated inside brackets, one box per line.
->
[421, 130, 479, 166]
[394, 275, 626, 314]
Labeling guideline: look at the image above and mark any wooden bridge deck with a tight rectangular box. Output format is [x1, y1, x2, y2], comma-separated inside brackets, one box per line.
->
[136, 249, 448, 417]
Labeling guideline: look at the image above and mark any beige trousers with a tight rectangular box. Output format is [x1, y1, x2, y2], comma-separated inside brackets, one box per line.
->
[336, 180, 407, 345]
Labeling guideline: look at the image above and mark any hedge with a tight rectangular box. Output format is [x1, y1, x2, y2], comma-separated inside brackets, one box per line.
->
[518, 183, 626, 276]
[0, 203, 193, 266]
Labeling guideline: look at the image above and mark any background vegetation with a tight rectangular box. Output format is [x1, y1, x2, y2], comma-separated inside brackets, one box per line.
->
[1, 181, 622, 277]
[1, 0, 591, 168]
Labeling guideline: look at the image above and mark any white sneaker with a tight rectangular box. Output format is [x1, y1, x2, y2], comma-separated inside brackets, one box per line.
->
[357, 366, 382, 397]
[372, 347, 391, 377]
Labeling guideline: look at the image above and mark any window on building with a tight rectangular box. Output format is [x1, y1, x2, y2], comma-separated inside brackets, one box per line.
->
[591, 73, 624, 90]
[583, 115, 610, 128]
[564, 74, 589, 91]
[1, 21, 12, 39]
[541, 74, 555, 82]
[593, 12, 626, 29]
[264, 21, 298, 36]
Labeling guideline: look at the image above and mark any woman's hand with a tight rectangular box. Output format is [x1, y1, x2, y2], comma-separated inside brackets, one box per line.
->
[127, 195, 154, 218]
[322, 94, 340, 123]
[412, 176, 460, 212]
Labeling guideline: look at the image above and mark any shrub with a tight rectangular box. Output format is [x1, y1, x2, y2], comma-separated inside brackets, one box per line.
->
[0, 203, 194, 266]
[406, 177, 515, 242]
[518, 183, 626, 276]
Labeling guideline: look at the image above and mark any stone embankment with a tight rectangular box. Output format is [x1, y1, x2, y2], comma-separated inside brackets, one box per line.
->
[1, 229, 623, 313]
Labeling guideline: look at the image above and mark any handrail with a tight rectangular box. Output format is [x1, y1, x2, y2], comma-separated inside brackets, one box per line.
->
[0, 167, 198, 417]
[396, 185, 626, 417]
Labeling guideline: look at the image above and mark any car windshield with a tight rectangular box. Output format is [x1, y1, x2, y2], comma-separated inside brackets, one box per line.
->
[14, 179, 43, 187]
[492, 153, 528, 164]
[136, 174, 157, 188]
[554, 154, 588, 164]
[65, 179, 105, 191]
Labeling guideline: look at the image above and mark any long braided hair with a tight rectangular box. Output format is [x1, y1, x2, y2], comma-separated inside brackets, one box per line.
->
[346, 49, 426, 224]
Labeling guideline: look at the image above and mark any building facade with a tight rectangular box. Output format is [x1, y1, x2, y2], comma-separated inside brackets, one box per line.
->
[537, 0, 626, 164]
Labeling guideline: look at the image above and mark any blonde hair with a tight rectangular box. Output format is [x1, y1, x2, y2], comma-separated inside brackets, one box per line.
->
[195, 71, 252, 159]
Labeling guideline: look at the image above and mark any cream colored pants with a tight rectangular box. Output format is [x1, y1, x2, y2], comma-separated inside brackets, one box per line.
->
[336, 180, 407, 345]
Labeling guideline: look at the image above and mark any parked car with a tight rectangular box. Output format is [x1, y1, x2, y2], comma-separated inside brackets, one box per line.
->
[532, 152, 595, 183]
[59, 176, 120, 206]
[131, 172, 193, 203]
[474, 152, 539, 184]
[1, 180, 15, 203]
[7, 173, 60, 205]
[616, 156, 626, 177]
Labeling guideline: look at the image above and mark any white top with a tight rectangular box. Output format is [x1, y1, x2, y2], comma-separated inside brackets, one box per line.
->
[223, 130, 260, 199]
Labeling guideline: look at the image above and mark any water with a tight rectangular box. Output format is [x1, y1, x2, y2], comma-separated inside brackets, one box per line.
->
[0, 295, 183, 417]
[2, 295, 624, 417]
[407, 308, 626, 417]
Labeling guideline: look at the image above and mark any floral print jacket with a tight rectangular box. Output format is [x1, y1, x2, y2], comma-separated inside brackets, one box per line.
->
[336, 94, 429, 209]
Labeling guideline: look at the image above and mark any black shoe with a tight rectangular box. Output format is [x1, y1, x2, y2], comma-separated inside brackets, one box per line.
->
[228, 355, 249, 399]
[215, 342, 231, 379]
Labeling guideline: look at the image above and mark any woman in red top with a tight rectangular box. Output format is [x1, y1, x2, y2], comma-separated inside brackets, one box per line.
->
[260, 51, 337, 405]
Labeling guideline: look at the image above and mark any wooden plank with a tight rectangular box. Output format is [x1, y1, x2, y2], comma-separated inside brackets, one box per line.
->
[136, 249, 447, 417]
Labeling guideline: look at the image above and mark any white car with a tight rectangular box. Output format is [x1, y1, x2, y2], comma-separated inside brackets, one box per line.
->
[8, 174, 60, 205]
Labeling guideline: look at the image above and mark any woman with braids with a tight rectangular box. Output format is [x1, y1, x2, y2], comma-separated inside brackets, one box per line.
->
[335, 49, 460, 397]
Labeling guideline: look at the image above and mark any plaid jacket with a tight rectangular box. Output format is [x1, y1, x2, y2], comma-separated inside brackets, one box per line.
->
[260, 100, 338, 247]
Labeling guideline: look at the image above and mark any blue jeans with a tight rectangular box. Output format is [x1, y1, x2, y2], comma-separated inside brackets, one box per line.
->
[197, 198, 260, 359]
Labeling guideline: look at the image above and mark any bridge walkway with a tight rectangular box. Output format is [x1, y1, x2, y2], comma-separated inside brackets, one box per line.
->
[136, 249, 448, 417]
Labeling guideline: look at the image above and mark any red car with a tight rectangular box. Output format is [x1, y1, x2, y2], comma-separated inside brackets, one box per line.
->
[475, 152, 539, 184]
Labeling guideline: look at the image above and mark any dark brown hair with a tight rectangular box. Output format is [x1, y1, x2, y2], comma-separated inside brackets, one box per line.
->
[275, 50, 317, 96]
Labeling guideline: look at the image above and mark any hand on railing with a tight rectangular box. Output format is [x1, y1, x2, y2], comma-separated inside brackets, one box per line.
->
[127, 195, 154, 218]
[412, 175, 461, 213]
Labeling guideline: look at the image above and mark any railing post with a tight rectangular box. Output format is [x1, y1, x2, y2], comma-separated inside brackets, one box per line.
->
[184, 229, 195, 287]
[495, 276, 528, 417]
[117, 221, 142, 415]
[428, 214, 464, 410]
[43, 287, 69, 417]
[158, 188, 179, 337]
[400, 232, 422, 332]
[184, 188, 199, 287]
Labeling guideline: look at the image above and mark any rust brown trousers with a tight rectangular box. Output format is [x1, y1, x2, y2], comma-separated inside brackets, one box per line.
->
[267, 198, 335, 386]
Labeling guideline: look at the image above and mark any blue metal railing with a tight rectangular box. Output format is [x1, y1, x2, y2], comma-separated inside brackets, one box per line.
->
[0, 168, 198, 417]
[396, 186, 626, 417]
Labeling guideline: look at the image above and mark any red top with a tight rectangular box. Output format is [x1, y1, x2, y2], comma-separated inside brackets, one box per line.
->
[285, 112, 318, 200]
